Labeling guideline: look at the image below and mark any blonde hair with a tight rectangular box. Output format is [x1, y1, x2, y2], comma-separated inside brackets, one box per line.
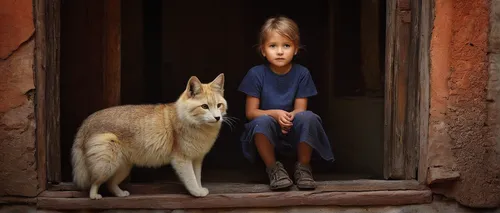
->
[258, 16, 301, 52]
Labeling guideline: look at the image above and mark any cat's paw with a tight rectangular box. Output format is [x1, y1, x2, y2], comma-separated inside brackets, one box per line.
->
[200, 187, 209, 195]
[90, 193, 103, 200]
[115, 190, 130, 197]
[190, 187, 209, 197]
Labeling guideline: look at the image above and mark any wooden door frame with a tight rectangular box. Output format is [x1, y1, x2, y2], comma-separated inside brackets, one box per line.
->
[383, 0, 432, 180]
[35, 0, 433, 191]
[35, 0, 121, 190]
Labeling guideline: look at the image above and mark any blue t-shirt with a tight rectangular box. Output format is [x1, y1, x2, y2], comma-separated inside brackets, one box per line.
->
[238, 64, 318, 112]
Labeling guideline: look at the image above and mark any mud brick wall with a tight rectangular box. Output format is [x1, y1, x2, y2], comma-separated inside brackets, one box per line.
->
[428, 0, 500, 208]
[0, 0, 38, 196]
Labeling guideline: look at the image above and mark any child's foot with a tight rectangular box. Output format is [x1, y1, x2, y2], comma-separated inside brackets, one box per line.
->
[266, 161, 293, 190]
[294, 162, 317, 190]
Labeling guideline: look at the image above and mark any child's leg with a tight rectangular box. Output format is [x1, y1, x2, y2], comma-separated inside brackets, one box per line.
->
[254, 133, 293, 190]
[254, 133, 276, 167]
[297, 142, 313, 166]
[295, 142, 316, 190]
[291, 111, 334, 190]
[245, 115, 293, 190]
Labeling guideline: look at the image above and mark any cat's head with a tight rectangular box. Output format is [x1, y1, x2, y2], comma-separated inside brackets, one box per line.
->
[176, 73, 227, 126]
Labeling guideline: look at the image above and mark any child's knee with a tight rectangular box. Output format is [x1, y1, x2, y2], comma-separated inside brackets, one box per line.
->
[294, 111, 321, 124]
[253, 115, 277, 127]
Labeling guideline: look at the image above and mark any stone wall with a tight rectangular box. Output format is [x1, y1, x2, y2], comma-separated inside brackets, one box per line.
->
[0, 0, 38, 196]
[428, 0, 500, 208]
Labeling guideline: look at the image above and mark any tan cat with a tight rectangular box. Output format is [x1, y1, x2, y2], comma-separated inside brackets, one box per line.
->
[71, 73, 227, 199]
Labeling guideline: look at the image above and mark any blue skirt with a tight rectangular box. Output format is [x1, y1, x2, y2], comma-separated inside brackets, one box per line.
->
[240, 110, 335, 163]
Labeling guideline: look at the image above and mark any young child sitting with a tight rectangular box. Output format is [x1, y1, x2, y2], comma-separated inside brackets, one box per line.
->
[238, 15, 334, 190]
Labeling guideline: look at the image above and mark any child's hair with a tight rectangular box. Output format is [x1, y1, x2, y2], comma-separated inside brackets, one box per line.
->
[258, 15, 301, 52]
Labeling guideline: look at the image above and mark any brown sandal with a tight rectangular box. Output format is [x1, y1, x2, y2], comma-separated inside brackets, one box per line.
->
[266, 161, 293, 190]
[294, 162, 317, 190]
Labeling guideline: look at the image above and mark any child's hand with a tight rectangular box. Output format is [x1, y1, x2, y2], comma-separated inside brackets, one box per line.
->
[273, 110, 293, 134]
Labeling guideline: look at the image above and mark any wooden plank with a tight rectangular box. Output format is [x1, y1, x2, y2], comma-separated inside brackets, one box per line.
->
[404, 0, 422, 180]
[397, 0, 410, 10]
[392, 8, 411, 179]
[46, 180, 428, 195]
[40, 190, 86, 198]
[418, 0, 433, 184]
[384, 0, 397, 180]
[46, 0, 61, 184]
[37, 190, 432, 210]
[0, 197, 37, 204]
[385, 0, 413, 180]
[102, 0, 121, 107]
[34, 0, 47, 193]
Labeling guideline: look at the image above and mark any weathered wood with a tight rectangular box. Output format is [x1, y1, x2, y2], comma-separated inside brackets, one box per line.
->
[385, 0, 414, 180]
[384, 0, 397, 180]
[418, 0, 433, 184]
[405, 0, 422, 180]
[397, 0, 410, 10]
[102, 0, 121, 107]
[46, 180, 428, 195]
[45, 0, 61, 184]
[0, 197, 37, 204]
[40, 190, 86, 198]
[37, 190, 432, 210]
[393, 3, 411, 179]
[34, 0, 47, 193]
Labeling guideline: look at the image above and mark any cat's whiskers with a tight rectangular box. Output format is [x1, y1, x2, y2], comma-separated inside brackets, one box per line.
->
[222, 115, 239, 131]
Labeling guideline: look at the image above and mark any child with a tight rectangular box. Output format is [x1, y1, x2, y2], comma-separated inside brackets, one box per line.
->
[238, 16, 334, 190]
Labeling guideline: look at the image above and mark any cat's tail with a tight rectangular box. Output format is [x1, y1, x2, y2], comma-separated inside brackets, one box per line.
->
[72, 131, 124, 189]
[71, 129, 91, 189]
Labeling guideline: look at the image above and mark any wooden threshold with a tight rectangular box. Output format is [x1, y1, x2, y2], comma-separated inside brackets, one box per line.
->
[37, 180, 432, 210]
[46, 179, 428, 195]
[38, 191, 432, 210]
[0, 196, 37, 205]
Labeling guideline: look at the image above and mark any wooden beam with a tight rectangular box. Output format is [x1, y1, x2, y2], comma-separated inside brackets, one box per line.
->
[392, 0, 411, 179]
[45, 0, 61, 184]
[102, 0, 121, 107]
[37, 189, 432, 210]
[418, 0, 434, 184]
[404, 0, 422, 180]
[385, 0, 416, 180]
[0, 197, 37, 205]
[384, 0, 397, 180]
[46, 180, 428, 195]
[34, 0, 47, 193]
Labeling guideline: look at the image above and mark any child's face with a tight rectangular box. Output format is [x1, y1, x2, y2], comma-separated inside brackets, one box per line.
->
[261, 31, 298, 69]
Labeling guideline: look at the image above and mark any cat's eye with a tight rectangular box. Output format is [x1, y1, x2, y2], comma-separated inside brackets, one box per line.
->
[201, 104, 209, 109]
[217, 103, 223, 108]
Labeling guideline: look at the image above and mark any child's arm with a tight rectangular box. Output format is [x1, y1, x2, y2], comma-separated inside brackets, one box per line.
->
[245, 96, 278, 120]
[290, 97, 308, 118]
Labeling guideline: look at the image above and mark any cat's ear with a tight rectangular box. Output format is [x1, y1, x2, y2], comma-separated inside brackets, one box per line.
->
[210, 73, 225, 92]
[186, 76, 202, 98]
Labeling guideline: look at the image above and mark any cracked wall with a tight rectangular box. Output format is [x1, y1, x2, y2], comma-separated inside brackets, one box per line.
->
[0, 0, 38, 196]
[428, 0, 500, 208]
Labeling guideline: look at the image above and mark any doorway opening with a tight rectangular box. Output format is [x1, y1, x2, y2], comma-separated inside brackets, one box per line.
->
[59, 0, 387, 185]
